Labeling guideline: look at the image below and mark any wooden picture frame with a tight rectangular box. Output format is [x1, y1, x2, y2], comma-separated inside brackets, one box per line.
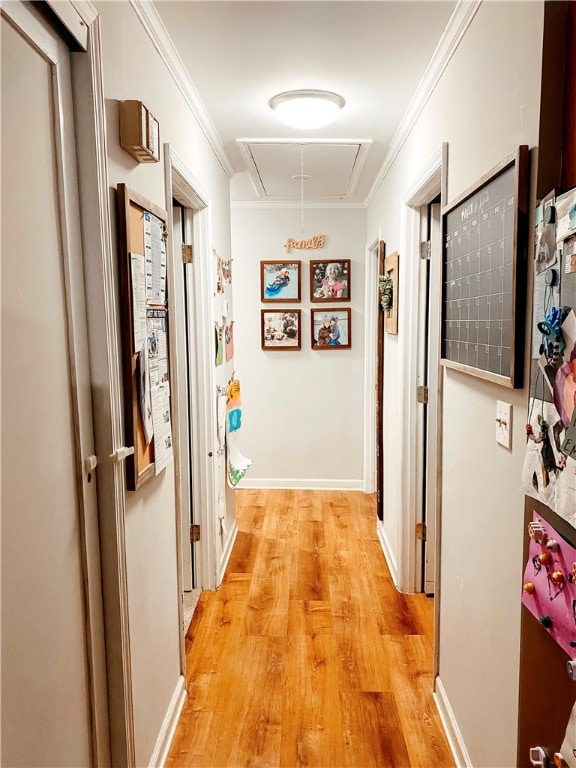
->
[311, 308, 352, 350]
[310, 259, 350, 301]
[382, 251, 399, 335]
[260, 260, 301, 302]
[261, 310, 301, 350]
[441, 146, 529, 388]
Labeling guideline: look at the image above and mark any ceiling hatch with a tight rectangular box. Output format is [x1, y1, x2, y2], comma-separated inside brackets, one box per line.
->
[236, 139, 372, 201]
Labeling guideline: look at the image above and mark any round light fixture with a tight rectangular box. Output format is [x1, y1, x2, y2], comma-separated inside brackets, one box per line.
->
[269, 89, 345, 129]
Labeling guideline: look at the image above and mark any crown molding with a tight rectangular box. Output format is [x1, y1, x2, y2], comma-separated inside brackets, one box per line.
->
[129, 0, 235, 179]
[366, 0, 482, 206]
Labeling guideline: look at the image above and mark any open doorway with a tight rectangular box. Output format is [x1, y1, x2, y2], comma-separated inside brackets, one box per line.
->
[396, 146, 445, 597]
[164, 146, 221, 671]
[171, 202, 200, 623]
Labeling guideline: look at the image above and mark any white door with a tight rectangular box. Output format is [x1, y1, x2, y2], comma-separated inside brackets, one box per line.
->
[1, 5, 107, 765]
[172, 204, 194, 592]
[423, 202, 442, 594]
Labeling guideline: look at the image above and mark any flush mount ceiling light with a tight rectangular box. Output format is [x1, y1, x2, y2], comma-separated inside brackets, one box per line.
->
[269, 90, 345, 129]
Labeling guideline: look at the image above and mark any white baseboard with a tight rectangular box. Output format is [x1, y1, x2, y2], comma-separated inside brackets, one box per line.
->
[148, 674, 186, 768]
[237, 477, 364, 491]
[377, 522, 398, 586]
[433, 676, 473, 768]
[219, 520, 239, 583]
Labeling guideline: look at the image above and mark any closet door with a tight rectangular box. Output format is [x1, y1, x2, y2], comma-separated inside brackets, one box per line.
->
[1, 5, 106, 766]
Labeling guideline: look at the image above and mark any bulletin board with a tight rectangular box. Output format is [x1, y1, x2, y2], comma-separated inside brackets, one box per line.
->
[441, 146, 530, 387]
[117, 184, 173, 491]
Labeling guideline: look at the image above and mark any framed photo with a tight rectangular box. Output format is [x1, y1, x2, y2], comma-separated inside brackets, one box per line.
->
[260, 260, 301, 302]
[441, 146, 529, 388]
[261, 310, 301, 351]
[382, 251, 399, 335]
[311, 308, 351, 350]
[310, 259, 350, 301]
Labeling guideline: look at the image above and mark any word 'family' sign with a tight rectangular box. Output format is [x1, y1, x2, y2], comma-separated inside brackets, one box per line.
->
[284, 235, 325, 254]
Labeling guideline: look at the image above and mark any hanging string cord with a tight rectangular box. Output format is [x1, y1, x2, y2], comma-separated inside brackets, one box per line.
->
[300, 145, 305, 237]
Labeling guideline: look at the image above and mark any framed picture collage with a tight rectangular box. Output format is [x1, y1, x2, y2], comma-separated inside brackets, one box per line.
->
[260, 258, 352, 351]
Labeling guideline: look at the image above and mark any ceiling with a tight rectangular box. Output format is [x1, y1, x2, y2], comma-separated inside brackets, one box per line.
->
[154, 1, 457, 206]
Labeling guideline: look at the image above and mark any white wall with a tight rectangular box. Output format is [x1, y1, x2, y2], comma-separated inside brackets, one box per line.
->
[96, 2, 236, 763]
[231, 206, 367, 489]
[366, 2, 544, 766]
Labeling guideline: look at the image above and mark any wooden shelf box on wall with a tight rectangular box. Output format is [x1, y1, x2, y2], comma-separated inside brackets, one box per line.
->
[118, 100, 160, 163]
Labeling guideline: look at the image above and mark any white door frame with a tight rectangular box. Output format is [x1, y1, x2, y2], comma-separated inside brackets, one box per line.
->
[398, 146, 444, 594]
[70, 12, 137, 765]
[164, 145, 219, 668]
[363, 228, 382, 494]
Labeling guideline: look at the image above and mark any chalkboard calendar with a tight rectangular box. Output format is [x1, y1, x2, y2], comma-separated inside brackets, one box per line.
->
[441, 147, 529, 387]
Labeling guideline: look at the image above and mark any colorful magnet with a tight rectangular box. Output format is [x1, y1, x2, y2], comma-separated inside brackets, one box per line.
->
[538, 551, 552, 566]
[528, 520, 547, 542]
[551, 571, 566, 586]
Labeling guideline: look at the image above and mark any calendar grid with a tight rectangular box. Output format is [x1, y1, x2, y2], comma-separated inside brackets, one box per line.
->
[440, 150, 528, 388]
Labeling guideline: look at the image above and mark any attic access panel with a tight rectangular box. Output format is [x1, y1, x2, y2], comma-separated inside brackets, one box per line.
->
[238, 140, 371, 200]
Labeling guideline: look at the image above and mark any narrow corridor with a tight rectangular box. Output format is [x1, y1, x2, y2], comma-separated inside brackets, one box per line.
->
[167, 489, 454, 767]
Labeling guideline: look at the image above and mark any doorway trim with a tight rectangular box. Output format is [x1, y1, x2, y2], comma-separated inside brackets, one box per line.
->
[363, 228, 382, 494]
[164, 145, 219, 669]
[50, 7, 137, 765]
[398, 145, 444, 594]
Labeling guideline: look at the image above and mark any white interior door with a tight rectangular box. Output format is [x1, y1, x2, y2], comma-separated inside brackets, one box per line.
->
[172, 204, 194, 592]
[424, 202, 442, 594]
[1, 5, 107, 765]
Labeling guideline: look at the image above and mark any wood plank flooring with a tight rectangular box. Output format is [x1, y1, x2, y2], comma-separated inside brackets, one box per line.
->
[166, 489, 454, 768]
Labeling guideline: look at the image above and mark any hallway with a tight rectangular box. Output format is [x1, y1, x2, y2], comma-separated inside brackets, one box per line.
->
[167, 489, 454, 767]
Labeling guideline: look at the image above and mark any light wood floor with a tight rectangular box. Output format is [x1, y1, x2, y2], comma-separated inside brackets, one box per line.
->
[167, 489, 454, 768]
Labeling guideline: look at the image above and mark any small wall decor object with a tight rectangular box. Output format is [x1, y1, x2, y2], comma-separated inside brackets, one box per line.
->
[382, 251, 399, 334]
[311, 308, 351, 350]
[284, 235, 325, 254]
[261, 310, 301, 350]
[528, 520, 547, 542]
[441, 146, 530, 387]
[118, 100, 160, 163]
[260, 261, 301, 302]
[310, 259, 350, 301]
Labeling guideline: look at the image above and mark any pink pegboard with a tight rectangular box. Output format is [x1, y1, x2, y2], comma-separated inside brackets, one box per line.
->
[522, 513, 576, 657]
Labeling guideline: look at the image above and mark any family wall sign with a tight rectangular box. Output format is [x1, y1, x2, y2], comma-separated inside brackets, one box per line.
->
[284, 235, 325, 254]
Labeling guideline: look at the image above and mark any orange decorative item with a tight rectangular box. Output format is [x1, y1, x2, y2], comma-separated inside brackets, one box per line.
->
[550, 571, 565, 586]
[523, 582, 536, 594]
[538, 552, 552, 566]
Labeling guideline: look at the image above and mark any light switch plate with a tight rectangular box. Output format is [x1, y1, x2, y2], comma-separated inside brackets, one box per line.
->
[496, 401, 512, 449]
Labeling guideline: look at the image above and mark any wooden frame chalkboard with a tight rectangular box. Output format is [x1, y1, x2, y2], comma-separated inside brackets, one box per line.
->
[441, 146, 529, 387]
[117, 184, 171, 490]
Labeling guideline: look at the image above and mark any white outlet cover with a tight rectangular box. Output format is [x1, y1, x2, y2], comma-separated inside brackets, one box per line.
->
[496, 400, 512, 449]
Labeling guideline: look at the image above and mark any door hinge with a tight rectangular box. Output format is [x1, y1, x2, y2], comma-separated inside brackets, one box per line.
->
[182, 244, 193, 264]
[416, 522, 427, 540]
[190, 524, 200, 543]
[420, 240, 431, 260]
[417, 385, 429, 404]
